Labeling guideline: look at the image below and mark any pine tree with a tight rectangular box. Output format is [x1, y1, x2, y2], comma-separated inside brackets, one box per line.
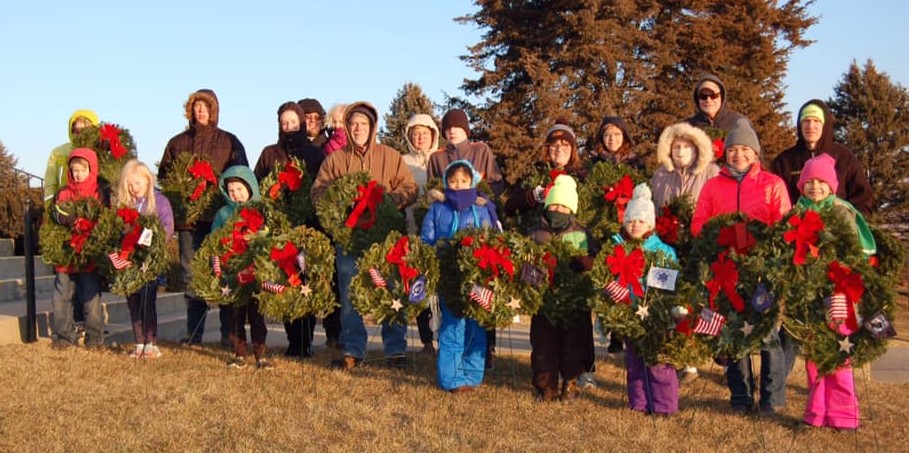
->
[829, 59, 909, 220]
[378, 82, 438, 154]
[457, 0, 815, 182]
[0, 140, 41, 243]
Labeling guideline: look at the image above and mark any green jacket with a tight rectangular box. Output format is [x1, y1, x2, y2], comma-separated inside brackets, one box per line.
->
[796, 195, 876, 256]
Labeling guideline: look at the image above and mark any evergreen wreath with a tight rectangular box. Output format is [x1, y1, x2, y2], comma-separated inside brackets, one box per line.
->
[535, 238, 594, 328]
[258, 157, 315, 227]
[437, 229, 546, 329]
[71, 123, 138, 186]
[576, 162, 646, 241]
[655, 194, 695, 257]
[588, 238, 707, 367]
[501, 165, 574, 232]
[766, 206, 896, 374]
[349, 231, 440, 325]
[39, 198, 107, 270]
[96, 207, 168, 296]
[869, 225, 907, 285]
[254, 225, 337, 320]
[159, 153, 222, 226]
[315, 171, 405, 256]
[685, 214, 781, 360]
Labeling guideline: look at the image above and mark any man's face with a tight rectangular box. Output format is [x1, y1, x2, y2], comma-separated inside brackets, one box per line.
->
[801, 117, 823, 148]
[348, 113, 371, 147]
[697, 81, 722, 119]
[194, 101, 210, 126]
[71, 117, 92, 135]
[279, 110, 301, 133]
[304, 112, 322, 136]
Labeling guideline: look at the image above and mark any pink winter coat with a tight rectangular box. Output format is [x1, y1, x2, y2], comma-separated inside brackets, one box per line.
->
[691, 163, 791, 235]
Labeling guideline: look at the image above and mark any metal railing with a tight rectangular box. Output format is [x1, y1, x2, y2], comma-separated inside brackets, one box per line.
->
[13, 168, 44, 190]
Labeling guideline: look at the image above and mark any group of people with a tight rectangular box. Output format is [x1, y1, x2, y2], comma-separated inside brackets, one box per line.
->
[45, 72, 875, 431]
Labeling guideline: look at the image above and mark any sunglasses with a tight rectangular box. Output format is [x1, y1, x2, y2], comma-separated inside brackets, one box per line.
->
[698, 92, 721, 101]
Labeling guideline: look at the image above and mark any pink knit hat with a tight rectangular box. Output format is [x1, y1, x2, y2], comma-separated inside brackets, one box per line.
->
[797, 154, 839, 194]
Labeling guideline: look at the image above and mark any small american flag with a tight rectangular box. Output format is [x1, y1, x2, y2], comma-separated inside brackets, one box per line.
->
[108, 252, 131, 270]
[368, 268, 387, 288]
[469, 284, 494, 312]
[261, 281, 286, 294]
[693, 308, 726, 337]
[824, 294, 848, 323]
[212, 256, 222, 277]
[604, 281, 630, 304]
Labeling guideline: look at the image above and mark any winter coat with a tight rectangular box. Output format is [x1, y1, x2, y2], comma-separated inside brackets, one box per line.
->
[212, 165, 261, 232]
[44, 109, 99, 201]
[130, 190, 175, 239]
[691, 164, 791, 235]
[684, 73, 752, 132]
[420, 161, 496, 246]
[52, 148, 107, 273]
[796, 195, 876, 256]
[322, 128, 347, 155]
[311, 101, 418, 210]
[403, 114, 441, 234]
[612, 232, 678, 264]
[427, 140, 504, 197]
[650, 122, 720, 208]
[770, 99, 874, 215]
[589, 116, 645, 172]
[254, 130, 325, 181]
[528, 216, 600, 267]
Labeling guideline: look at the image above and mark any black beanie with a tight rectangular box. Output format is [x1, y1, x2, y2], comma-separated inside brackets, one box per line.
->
[297, 98, 326, 116]
[441, 109, 470, 137]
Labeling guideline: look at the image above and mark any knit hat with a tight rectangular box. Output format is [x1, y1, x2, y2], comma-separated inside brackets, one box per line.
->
[624, 183, 655, 227]
[724, 120, 761, 154]
[797, 153, 839, 194]
[347, 104, 377, 126]
[799, 103, 825, 124]
[441, 109, 470, 137]
[298, 98, 326, 117]
[545, 118, 578, 150]
[544, 174, 578, 213]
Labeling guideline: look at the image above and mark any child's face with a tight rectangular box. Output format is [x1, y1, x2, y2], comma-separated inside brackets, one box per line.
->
[446, 170, 472, 190]
[331, 112, 345, 129]
[127, 173, 150, 198]
[444, 127, 467, 144]
[671, 138, 695, 168]
[226, 181, 251, 203]
[70, 162, 90, 183]
[802, 178, 832, 202]
[625, 219, 652, 239]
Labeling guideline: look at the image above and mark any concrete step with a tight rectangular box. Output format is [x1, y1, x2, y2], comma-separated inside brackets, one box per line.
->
[0, 256, 54, 279]
[0, 275, 54, 302]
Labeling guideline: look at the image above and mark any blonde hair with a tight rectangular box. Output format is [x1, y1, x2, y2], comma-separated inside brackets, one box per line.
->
[114, 159, 157, 215]
[325, 103, 348, 129]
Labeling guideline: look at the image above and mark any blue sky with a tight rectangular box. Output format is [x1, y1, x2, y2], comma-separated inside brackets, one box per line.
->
[1, 1, 906, 179]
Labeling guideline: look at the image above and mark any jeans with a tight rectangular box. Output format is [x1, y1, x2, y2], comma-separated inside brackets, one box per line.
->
[179, 227, 231, 343]
[727, 328, 800, 409]
[52, 271, 103, 346]
[336, 246, 407, 359]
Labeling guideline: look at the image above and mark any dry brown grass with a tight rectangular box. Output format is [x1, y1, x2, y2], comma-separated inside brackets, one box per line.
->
[1, 336, 909, 453]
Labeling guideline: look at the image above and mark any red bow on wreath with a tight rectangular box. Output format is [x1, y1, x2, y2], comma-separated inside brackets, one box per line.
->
[718, 222, 755, 255]
[827, 261, 864, 332]
[188, 160, 217, 201]
[385, 236, 419, 291]
[100, 124, 128, 159]
[70, 217, 97, 253]
[711, 138, 725, 161]
[783, 210, 824, 265]
[473, 242, 515, 282]
[705, 251, 744, 312]
[268, 161, 303, 199]
[271, 241, 302, 287]
[116, 208, 142, 260]
[220, 230, 248, 265]
[604, 174, 634, 222]
[345, 180, 385, 230]
[605, 245, 645, 298]
[236, 207, 264, 235]
[655, 206, 679, 245]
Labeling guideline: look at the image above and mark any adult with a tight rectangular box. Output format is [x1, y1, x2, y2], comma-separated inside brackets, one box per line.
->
[253, 101, 327, 358]
[589, 116, 645, 171]
[403, 113, 441, 355]
[690, 122, 796, 416]
[771, 99, 873, 216]
[685, 73, 751, 133]
[158, 88, 248, 345]
[44, 109, 99, 203]
[426, 109, 504, 197]
[311, 101, 418, 370]
[650, 122, 720, 209]
[298, 98, 329, 148]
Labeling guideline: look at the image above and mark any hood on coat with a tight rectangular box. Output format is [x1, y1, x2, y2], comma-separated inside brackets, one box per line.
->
[692, 73, 728, 114]
[66, 147, 100, 197]
[183, 89, 220, 128]
[67, 109, 99, 141]
[595, 116, 634, 152]
[343, 101, 379, 151]
[404, 114, 440, 153]
[795, 99, 836, 151]
[442, 159, 481, 189]
[218, 165, 260, 207]
[656, 122, 714, 174]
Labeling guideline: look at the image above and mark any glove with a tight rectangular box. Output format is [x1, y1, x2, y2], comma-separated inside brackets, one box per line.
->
[532, 185, 546, 203]
[568, 256, 593, 273]
[427, 189, 445, 203]
[476, 196, 488, 206]
[53, 206, 75, 227]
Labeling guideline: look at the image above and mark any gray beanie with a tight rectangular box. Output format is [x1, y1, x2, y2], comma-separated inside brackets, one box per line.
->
[724, 120, 761, 154]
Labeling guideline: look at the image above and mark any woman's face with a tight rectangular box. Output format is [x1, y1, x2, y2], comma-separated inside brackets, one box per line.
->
[725, 145, 757, 172]
[547, 139, 572, 168]
[409, 126, 434, 152]
[601, 124, 624, 153]
[671, 138, 695, 168]
[279, 110, 301, 133]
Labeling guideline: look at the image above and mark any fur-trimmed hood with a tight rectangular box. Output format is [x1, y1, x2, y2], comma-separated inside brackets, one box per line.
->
[656, 122, 713, 175]
[183, 89, 220, 127]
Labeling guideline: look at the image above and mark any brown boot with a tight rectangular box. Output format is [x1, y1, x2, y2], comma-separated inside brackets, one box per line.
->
[535, 388, 559, 403]
[329, 355, 361, 371]
[561, 380, 579, 402]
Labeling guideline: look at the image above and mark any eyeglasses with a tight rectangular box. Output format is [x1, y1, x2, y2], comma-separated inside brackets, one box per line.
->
[698, 92, 721, 101]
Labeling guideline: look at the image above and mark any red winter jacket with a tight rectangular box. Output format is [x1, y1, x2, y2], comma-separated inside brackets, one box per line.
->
[691, 163, 791, 235]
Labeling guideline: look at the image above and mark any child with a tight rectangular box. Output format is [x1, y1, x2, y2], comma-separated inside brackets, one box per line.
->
[114, 160, 175, 358]
[322, 103, 348, 155]
[212, 165, 273, 370]
[420, 160, 498, 393]
[796, 154, 875, 431]
[613, 183, 679, 415]
[50, 148, 108, 348]
[527, 175, 599, 402]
